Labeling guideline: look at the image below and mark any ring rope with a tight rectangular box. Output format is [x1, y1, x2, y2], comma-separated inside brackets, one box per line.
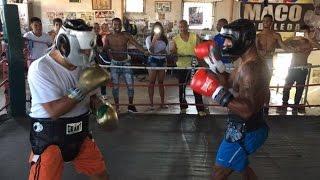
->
[104, 82, 320, 88]
[109, 49, 320, 58]
[23, 38, 52, 46]
[100, 64, 320, 70]
[0, 103, 9, 112]
[111, 102, 320, 108]
[0, 79, 8, 88]
[108, 50, 194, 58]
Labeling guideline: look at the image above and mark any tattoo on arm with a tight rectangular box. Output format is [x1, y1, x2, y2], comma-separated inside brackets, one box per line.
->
[311, 40, 320, 49]
[277, 33, 293, 52]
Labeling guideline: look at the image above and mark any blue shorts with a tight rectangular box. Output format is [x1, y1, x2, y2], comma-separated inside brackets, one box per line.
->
[147, 57, 166, 67]
[215, 123, 269, 172]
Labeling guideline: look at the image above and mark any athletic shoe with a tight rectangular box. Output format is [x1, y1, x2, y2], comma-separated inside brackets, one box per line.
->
[198, 111, 206, 117]
[276, 106, 287, 113]
[180, 108, 187, 114]
[128, 105, 138, 113]
[148, 106, 155, 111]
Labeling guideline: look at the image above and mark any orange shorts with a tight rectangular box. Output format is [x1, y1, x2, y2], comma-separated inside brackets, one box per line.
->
[28, 137, 106, 180]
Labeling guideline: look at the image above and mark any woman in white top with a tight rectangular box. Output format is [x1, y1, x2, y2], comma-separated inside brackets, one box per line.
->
[145, 22, 168, 109]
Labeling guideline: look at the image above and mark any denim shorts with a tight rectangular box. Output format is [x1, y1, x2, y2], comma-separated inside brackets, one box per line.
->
[147, 57, 166, 67]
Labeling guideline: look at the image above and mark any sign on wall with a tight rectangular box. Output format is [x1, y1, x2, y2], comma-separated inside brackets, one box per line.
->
[240, 2, 314, 32]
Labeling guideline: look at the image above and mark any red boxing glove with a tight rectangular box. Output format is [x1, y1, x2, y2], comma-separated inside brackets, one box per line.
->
[190, 68, 220, 96]
[194, 40, 215, 60]
[191, 68, 233, 107]
[194, 41, 225, 74]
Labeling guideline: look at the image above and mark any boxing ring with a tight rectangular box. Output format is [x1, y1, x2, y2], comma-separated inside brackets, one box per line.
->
[1, 39, 320, 179]
[0, 113, 319, 179]
[2, 38, 320, 114]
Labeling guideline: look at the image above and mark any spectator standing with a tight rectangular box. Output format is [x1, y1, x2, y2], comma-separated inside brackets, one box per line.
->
[171, 20, 206, 116]
[103, 18, 148, 112]
[48, 18, 63, 41]
[24, 17, 52, 66]
[145, 22, 169, 110]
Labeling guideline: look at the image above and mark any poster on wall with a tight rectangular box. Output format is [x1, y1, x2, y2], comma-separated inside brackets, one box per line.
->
[76, 12, 94, 25]
[92, 0, 111, 10]
[94, 10, 115, 19]
[55, 12, 64, 20]
[155, 1, 171, 13]
[240, 2, 315, 32]
[312, 69, 320, 83]
[189, 7, 203, 25]
[46, 12, 55, 24]
[64, 12, 76, 20]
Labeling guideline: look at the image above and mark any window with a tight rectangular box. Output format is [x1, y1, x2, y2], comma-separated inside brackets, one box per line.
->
[183, 2, 213, 30]
[125, 0, 145, 13]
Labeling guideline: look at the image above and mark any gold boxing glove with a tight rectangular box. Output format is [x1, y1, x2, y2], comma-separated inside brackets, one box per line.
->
[68, 64, 110, 102]
[96, 99, 119, 131]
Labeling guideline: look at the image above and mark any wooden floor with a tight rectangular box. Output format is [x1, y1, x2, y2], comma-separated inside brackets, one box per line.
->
[0, 114, 319, 180]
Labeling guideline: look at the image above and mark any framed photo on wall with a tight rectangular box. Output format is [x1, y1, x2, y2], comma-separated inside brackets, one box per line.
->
[155, 1, 171, 13]
[125, 0, 145, 13]
[183, 2, 213, 30]
[189, 7, 203, 26]
[92, 0, 111, 10]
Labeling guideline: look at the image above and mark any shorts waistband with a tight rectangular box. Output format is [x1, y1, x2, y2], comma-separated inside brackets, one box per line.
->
[30, 112, 90, 121]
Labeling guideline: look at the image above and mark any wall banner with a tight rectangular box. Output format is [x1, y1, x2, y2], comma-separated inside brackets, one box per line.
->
[240, 2, 314, 32]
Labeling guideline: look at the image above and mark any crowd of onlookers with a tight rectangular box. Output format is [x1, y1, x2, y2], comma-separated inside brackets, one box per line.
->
[1, 14, 319, 114]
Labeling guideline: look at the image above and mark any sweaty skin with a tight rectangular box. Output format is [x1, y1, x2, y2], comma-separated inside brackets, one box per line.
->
[256, 16, 292, 60]
[256, 32, 283, 58]
[212, 39, 271, 180]
[284, 37, 313, 67]
[219, 39, 271, 120]
[104, 20, 146, 61]
[228, 54, 271, 119]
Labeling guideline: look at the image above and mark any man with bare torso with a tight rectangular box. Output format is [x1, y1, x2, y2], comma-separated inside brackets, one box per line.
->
[256, 14, 295, 115]
[256, 14, 292, 70]
[278, 25, 320, 113]
[192, 19, 271, 179]
[104, 18, 148, 112]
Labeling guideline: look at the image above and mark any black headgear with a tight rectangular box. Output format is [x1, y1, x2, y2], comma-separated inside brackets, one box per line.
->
[220, 19, 256, 57]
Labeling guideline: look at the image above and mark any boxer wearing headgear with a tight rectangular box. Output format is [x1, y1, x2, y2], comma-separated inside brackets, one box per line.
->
[27, 19, 112, 180]
[192, 19, 271, 179]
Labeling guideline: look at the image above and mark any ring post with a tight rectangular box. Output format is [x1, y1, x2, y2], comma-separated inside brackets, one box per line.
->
[303, 63, 312, 105]
[1, 2, 26, 117]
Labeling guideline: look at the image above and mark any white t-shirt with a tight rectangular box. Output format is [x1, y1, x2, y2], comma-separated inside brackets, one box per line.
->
[28, 54, 90, 118]
[145, 36, 168, 59]
[23, 31, 52, 61]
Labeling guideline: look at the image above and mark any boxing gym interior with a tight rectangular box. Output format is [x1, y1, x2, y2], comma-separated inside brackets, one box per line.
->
[1, 0, 320, 179]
